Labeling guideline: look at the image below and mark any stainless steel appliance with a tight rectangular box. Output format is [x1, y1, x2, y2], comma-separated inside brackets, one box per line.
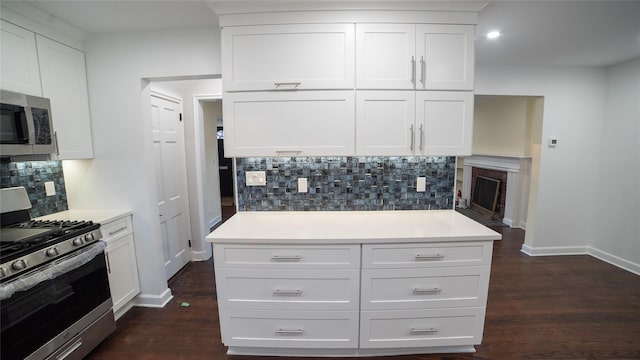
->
[0, 90, 56, 159]
[0, 187, 115, 360]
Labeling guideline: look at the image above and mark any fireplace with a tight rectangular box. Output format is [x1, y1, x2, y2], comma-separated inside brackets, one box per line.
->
[461, 155, 531, 229]
[470, 168, 508, 220]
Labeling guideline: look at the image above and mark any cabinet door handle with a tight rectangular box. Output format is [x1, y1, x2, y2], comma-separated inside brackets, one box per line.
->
[109, 226, 128, 236]
[271, 255, 302, 261]
[410, 56, 416, 84]
[420, 56, 426, 88]
[274, 82, 301, 90]
[412, 287, 442, 295]
[275, 150, 302, 156]
[419, 124, 424, 152]
[409, 124, 415, 151]
[410, 327, 437, 335]
[273, 289, 303, 296]
[414, 254, 444, 261]
[275, 328, 304, 335]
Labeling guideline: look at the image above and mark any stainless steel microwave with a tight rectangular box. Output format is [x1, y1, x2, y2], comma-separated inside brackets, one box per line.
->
[0, 90, 56, 158]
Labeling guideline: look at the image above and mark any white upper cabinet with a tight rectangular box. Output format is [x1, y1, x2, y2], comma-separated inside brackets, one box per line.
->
[416, 91, 473, 156]
[356, 91, 416, 156]
[222, 24, 355, 91]
[0, 20, 42, 96]
[416, 24, 474, 90]
[37, 35, 94, 159]
[357, 91, 473, 156]
[223, 91, 355, 157]
[356, 24, 474, 90]
[356, 24, 415, 90]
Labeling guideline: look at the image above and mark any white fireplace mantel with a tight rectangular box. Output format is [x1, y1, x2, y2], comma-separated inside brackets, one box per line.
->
[462, 155, 532, 229]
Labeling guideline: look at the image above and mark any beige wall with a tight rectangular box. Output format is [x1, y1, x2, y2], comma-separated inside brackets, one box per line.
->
[473, 96, 535, 156]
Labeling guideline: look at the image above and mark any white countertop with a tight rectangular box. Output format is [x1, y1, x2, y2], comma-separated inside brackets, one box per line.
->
[36, 209, 133, 224]
[206, 210, 502, 244]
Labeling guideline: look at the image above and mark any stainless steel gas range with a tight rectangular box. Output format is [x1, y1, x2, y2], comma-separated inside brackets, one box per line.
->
[0, 186, 115, 360]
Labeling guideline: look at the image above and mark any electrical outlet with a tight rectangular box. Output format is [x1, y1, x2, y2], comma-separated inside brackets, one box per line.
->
[416, 177, 426, 192]
[246, 171, 266, 186]
[298, 178, 308, 193]
[44, 181, 56, 196]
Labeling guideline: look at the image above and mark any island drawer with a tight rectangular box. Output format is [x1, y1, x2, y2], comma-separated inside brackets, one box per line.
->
[214, 244, 360, 269]
[216, 268, 360, 310]
[361, 266, 489, 310]
[221, 309, 359, 348]
[362, 242, 493, 269]
[360, 307, 485, 348]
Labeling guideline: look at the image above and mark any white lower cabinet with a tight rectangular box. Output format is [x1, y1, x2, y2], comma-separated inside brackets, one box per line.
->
[102, 214, 140, 319]
[214, 240, 492, 356]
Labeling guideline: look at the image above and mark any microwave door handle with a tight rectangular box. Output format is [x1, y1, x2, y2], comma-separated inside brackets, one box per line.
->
[25, 106, 36, 145]
[17, 110, 30, 142]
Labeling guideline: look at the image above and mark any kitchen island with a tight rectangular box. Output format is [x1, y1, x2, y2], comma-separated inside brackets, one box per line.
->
[207, 210, 501, 357]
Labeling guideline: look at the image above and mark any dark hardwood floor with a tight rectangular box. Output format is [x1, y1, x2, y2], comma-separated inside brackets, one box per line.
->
[87, 225, 640, 360]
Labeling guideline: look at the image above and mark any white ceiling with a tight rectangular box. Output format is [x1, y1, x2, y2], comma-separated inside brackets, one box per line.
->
[7, 0, 640, 67]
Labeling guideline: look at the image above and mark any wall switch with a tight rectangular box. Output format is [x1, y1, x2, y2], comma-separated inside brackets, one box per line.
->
[246, 171, 266, 186]
[548, 137, 558, 148]
[416, 177, 426, 192]
[44, 181, 56, 196]
[298, 178, 308, 193]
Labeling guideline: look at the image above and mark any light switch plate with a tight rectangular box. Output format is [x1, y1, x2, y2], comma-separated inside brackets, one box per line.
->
[416, 177, 426, 192]
[246, 171, 266, 186]
[548, 137, 558, 147]
[298, 178, 308, 193]
[44, 181, 56, 196]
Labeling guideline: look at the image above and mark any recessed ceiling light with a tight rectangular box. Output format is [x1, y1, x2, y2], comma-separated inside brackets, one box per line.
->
[487, 31, 501, 39]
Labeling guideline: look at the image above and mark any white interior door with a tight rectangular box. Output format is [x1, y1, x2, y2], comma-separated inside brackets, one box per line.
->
[151, 93, 192, 280]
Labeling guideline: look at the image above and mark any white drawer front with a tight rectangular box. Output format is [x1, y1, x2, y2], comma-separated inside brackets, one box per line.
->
[214, 244, 360, 269]
[222, 310, 359, 349]
[218, 269, 360, 310]
[101, 216, 132, 241]
[361, 266, 489, 310]
[362, 242, 492, 269]
[360, 307, 485, 348]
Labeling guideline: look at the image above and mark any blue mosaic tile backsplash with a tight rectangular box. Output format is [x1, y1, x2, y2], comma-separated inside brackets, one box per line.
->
[236, 156, 455, 211]
[0, 161, 68, 218]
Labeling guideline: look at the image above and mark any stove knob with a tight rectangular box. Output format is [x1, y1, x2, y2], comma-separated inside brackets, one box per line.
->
[0, 267, 6, 278]
[73, 237, 84, 246]
[12, 259, 27, 271]
[46, 247, 60, 257]
[85, 233, 95, 242]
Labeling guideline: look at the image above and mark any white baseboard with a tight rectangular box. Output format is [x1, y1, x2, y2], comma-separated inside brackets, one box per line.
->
[502, 217, 513, 227]
[589, 247, 640, 276]
[134, 288, 173, 308]
[521, 244, 640, 276]
[191, 249, 211, 262]
[520, 244, 589, 256]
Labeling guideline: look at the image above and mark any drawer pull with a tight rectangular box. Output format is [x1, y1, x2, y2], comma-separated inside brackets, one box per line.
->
[108, 226, 128, 236]
[275, 328, 304, 335]
[412, 287, 442, 295]
[414, 254, 444, 261]
[274, 82, 301, 89]
[271, 255, 302, 262]
[409, 327, 437, 335]
[273, 289, 303, 296]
